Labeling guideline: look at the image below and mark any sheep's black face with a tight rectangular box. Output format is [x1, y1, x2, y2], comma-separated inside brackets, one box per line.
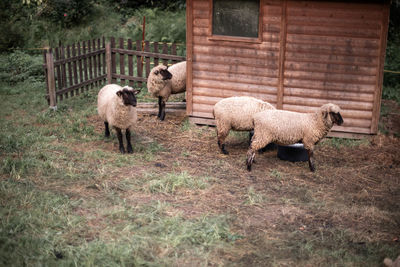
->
[159, 68, 172, 80]
[330, 112, 344, 126]
[117, 88, 140, 107]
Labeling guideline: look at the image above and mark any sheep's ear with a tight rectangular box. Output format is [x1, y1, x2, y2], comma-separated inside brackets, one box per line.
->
[133, 89, 141, 95]
[116, 91, 123, 97]
[322, 110, 328, 119]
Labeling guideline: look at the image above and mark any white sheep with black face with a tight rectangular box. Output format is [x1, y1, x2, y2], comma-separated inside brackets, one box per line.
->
[213, 96, 276, 154]
[246, 103, 344, 172]
[97, 84, 140, 153]
[147, 61, 186, 121]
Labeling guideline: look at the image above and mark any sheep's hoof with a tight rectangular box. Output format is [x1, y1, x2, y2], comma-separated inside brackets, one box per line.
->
[247, 164, 252, 172]
[119, 148, 125, 154]
[220, 144, 229, 155]
[127, 147, 133, 154]
[309, 165, 315, 172]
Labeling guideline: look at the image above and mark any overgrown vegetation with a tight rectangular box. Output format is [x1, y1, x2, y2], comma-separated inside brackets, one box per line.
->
[0, 0, 186, 50]
[0, 51, 44, 85]
[383, 2, 400, 103]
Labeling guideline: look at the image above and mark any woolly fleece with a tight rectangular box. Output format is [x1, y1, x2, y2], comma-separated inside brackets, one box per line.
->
[97, 84, 137, 130]
[147, 61, 186, 101]
[250, 103, 342, 151]
[213, 96, 276, 149]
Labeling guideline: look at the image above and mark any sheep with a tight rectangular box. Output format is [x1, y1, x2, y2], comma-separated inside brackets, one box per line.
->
[147, 61, 186, 121]
[213, 96, 276, 154]
[97, 84, 140, 153]
[384, 255, 400, 267]
[246, 103, 344, 172]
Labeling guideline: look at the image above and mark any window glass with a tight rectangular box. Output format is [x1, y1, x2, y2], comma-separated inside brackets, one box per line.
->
[212, 0, 260, 38]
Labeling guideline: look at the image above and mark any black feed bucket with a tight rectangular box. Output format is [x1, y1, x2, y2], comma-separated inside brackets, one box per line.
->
[277, 143, 308, 162]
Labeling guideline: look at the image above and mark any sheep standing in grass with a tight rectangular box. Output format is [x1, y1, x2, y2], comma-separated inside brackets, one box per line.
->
[147, 61, 186, 121]
[97, 84, 140, 153]
[213, 96, 276, 154]
[384, 255, 400, 267]
[246, 103, 343, 172]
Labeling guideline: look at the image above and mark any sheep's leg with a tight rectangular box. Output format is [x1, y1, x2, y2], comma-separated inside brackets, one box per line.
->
[218, 140, 229, 155]
[158, 97, 166, 121]
[246, 148, 256, 171]
[217, 130, 229, 154]
[126, 129, 133, 154]
[249, 130, 271, 153]
[160, 101, 166, 121]
[307, 149, 315, 172]
[157, 96, 162, 119]
[104, 122, 110, 137]
[247, 134, 270, 171]
[115, 127, 125, 154]
[248, 130, 254, 146]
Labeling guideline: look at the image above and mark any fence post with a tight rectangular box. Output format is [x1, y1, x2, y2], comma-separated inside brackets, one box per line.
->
[46, 51, 57, 110]
[106, 42, 112, 84]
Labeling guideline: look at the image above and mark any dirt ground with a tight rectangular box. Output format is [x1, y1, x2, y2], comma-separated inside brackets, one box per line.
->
[85, 99, 400, 265]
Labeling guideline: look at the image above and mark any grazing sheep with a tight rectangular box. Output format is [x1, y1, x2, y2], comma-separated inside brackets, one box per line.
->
[384, 255, 400, 267]
[213, 96, 276, 154]
[147, 61, 186, 121]
[97, 84, 140, 153]
[246, 103, 344, 172]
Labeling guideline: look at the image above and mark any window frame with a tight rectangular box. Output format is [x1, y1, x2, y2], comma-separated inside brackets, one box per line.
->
[208, 0, 263, 43]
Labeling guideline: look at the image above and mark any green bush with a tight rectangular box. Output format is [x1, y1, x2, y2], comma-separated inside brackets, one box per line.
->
[0, 51, 44, 85]
[382, 1, 400, 103]
[383, 39, 400, 103]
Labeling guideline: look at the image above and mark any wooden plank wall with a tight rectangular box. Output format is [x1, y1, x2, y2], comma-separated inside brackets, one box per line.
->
[282, 1, 387, 135]
[187, 0, 389, 136]
[188, 0, 282, 119]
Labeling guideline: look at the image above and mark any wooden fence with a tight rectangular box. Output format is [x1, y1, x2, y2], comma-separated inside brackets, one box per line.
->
[43, 37, 186, 107]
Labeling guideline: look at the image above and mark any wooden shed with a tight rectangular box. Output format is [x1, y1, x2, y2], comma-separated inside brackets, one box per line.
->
[185, 0, 391, 138]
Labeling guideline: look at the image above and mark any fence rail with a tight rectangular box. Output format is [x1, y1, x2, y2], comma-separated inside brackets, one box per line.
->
[43, 37, 186, 107]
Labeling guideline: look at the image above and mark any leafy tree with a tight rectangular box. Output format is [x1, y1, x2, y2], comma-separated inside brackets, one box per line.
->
[38, 0, 94, 27]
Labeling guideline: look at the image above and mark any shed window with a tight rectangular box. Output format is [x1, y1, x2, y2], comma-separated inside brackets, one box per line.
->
[212, 0, 260, 38]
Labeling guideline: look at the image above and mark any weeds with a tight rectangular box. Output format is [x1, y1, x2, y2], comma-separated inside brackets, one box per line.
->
[321, 137, 370, 149]
[180, 118, 192, 132]
[0, 180, 238, 266]
[145, 171, 209, 194]
[270, 169, 282, 180]
[244, 186, 264, 205]
[0, 179, 86, 266]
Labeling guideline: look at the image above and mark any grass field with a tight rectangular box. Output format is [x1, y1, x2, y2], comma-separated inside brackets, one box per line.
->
[0, 58, 399, 266]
